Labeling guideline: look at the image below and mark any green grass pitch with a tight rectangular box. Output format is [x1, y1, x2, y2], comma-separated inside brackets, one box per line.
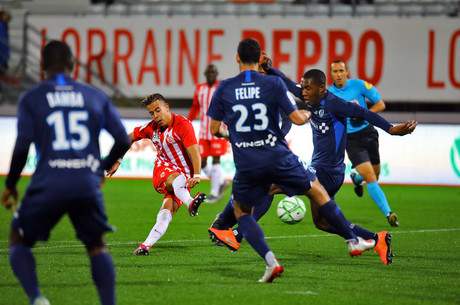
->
[0, 177, 459, 305]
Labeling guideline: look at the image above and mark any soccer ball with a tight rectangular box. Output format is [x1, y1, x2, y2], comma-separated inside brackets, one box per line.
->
[276, 196, 307, 224]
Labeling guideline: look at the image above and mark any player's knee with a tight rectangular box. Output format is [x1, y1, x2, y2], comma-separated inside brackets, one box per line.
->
[157, 209, 173, 223]
[84, 236, 107, 256]
[9, 229, 35, 248]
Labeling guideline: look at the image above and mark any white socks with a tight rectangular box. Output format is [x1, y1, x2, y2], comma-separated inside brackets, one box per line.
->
[143, 209, 173, 247]
[265, 251, 276, 267]
[172, 175, 193, 206]
[202, 163, 212, 178]
[210, 163, 223, 197]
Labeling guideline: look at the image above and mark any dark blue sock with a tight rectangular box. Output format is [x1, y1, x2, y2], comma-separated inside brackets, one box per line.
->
[326, 222, 377, 241]
[9, 244, 41, 304]
[220, 198, 237, 227]
[90, 253, 116, 305]
[349, 223, 377, 241]
[319, 200, 357, 242]
[234, 194, 273, 243]
[253, 194, 273, 221]
[237, 214, 271, 259]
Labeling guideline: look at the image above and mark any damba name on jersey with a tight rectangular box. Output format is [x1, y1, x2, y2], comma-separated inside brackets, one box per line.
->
[235, 86, 260, 100]
[46, 91, 85, 108]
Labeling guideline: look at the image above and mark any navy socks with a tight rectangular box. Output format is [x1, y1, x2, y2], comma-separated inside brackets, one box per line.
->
[90, 253, 116, 305]
[9, 244, 40, 304]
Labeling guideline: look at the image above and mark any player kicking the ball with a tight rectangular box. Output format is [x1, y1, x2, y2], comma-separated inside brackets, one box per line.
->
[107, 93, 206, 255]
[207, 39, 380, 283]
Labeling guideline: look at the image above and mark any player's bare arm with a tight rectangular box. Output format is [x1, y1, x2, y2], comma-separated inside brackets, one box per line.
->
[185, 143, 201, 188]
[288, 109, 311, 125]
[106, 132, 137, 177]
[210, 119, 229, 139]
[388, 120, 418, 136]
[369, 99, 386, 114]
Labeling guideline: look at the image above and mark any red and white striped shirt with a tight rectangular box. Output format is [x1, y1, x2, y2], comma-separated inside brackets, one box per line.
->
[188, 81, 220, 141]
[133, 113, 198, 178]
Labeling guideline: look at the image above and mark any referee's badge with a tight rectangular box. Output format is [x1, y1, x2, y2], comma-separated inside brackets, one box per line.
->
[364, 81, 373, 90]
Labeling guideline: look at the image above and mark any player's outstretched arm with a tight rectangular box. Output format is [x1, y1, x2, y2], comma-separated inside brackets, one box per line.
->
[388, 120, 418, 136]
[106, 132, 136, 177]
[288, 109, 311, 126]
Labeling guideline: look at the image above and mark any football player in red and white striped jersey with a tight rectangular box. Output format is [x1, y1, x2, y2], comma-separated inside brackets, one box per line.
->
[188, 64, 229, 203]
[107, 93, 206, 255]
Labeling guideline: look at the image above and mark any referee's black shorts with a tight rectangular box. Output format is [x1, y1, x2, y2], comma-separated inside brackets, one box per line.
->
[346, 124, 380, 168]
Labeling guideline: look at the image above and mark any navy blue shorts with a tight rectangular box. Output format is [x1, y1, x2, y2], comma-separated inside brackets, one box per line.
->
[232, 154, 316, 207]
[11, 188, 112, 244]
[310, 165, 345, 199]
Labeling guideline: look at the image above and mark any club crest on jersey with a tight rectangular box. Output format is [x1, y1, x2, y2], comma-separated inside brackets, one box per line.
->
[318, 109, 325, 117]
[160, 172, 165, 178]
[167, 136, 174, 144]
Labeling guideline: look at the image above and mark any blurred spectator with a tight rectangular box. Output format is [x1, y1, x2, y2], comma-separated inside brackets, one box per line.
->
[0, 10, 10, 88]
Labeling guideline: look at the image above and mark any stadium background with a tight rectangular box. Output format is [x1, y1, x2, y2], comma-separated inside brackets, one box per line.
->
[0, 2, 459, 305]
[0, 0, 459, 186]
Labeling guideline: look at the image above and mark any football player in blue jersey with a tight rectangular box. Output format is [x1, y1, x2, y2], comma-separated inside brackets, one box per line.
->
[275, 66, 415, 264]
[207, 39, 379, 283]
[329, 60, 398, 227]
[1, 40, 130, 305]
[210, 52, 416, 266]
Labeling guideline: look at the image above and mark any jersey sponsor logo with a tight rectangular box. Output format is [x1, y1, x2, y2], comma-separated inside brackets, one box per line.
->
[235, 86, 260, 100]
[310, 121, 330, 134]
[235, 134, 277, 148]
[48, 154, 100, 172]
[151, 131, 161, 143]
[364, 81, 373, 90]
[46, 91, 85, 108]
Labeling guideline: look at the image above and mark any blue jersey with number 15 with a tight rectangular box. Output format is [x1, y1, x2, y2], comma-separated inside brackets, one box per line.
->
[207, 70, 297, 171]
[16, 74, 127, 199]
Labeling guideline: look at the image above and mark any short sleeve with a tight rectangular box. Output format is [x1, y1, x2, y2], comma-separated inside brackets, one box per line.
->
[360, 80, 382, 104]
[133, 121, 154, 140]
[176, 119, 198, 148]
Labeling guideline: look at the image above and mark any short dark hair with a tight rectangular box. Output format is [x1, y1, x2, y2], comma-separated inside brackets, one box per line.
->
[237, 38, 261, 64]
[302, 69, 326, 86]
[331, 59, 348, 70]
[41, 40, 73, 71]
[141, 93, 166, 107]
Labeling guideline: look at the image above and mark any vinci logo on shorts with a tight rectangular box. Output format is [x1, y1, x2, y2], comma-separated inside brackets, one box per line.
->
[450, 137, 460, 179]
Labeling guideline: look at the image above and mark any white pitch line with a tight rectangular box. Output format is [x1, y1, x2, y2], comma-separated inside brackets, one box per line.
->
[285, 291, 318, 295]
[0, 228, 458, 253]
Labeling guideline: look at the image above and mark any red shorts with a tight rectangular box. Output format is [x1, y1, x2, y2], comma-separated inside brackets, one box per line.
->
[152, 165, 190, 207]
[199, 138, 228, 158]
